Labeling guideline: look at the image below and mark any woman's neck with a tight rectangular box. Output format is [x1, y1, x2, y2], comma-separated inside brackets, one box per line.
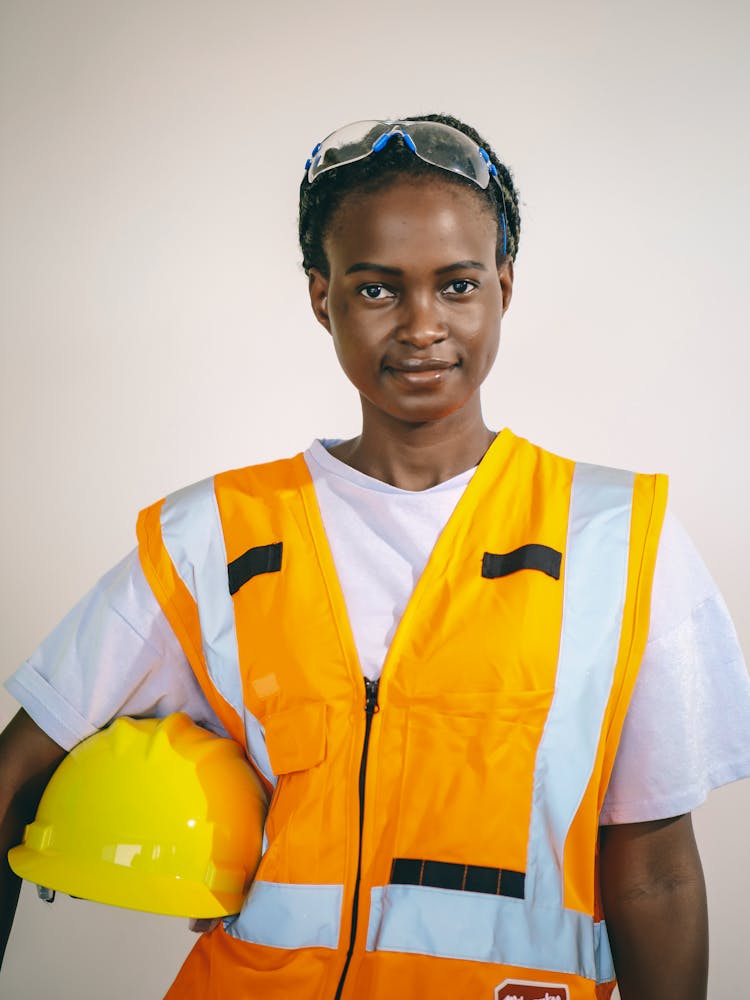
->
[328, 407, 498, 491]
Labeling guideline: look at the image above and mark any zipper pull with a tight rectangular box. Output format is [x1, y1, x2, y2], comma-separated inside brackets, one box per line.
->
[364, 677, 380, 716]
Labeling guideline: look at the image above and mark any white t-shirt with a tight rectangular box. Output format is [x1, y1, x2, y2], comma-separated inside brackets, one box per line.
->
[7, 440, 750, 825]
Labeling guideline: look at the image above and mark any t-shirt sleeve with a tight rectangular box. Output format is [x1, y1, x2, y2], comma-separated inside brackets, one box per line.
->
[600, 510, 750, 825]
[4, 549, 227, 750]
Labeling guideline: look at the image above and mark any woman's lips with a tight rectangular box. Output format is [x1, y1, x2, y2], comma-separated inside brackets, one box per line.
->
[385, 358, 458, 385]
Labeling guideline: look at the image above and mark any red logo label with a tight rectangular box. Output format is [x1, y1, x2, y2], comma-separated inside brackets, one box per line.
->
[494, 980, 570, 1000]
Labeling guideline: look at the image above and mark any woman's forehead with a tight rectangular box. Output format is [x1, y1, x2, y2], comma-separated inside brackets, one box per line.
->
[325, 176, 498, 266]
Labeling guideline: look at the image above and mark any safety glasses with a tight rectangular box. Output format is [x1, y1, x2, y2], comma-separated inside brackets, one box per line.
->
[304, 120, 508, 255]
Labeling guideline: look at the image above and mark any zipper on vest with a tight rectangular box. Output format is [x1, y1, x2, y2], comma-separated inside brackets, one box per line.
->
[333, 676, 380, 1000]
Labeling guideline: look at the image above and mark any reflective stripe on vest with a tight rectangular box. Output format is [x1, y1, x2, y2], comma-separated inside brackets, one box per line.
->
[159, 477, 276, 787]
[366, 885, 613, 982]
[228, 880, 344, 950]
[527, 463, 633, 909]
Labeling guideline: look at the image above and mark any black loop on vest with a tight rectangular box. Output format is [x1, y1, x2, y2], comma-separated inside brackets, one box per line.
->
[482, 544, 562, 581]
[390, 858, 526, 899]
[228, 542, 283, 595]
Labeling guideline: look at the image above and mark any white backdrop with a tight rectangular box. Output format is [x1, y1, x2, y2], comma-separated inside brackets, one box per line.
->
[1, 1, 748, 997]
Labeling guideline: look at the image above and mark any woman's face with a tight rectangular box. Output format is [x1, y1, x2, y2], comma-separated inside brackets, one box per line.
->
[308, 176, 513, 430]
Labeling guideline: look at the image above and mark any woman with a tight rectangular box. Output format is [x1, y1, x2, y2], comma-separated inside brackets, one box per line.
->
[2, 115, 749, 1000]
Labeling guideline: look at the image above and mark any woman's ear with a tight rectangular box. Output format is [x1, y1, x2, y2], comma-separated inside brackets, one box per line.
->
[498, 258, 514, 315]
[308, 268, 331, 333]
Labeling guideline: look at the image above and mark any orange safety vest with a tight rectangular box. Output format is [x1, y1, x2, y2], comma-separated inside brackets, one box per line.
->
[136, 430, 667, 1000]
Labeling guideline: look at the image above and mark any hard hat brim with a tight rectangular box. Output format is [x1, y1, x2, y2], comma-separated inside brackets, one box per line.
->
[8, 843, 247, 918]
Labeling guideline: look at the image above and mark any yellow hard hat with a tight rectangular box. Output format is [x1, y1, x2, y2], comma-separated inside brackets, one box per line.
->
[8, 714, 268, 918]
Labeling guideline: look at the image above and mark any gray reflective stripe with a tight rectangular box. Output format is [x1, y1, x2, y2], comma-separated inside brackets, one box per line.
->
[366, 885, 614, 982]
[227, 880, 344, 949]
[160, 478, 276, 785]
[244, 707, 276, 788]
[526, 463, 634, 907]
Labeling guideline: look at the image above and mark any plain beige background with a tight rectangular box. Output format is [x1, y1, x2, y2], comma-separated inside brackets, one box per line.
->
[1, 1, 748, 997]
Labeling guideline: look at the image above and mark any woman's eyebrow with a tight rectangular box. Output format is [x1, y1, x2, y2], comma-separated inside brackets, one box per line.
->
[345, 262, 402, 276]
[435, 260, 487, 274]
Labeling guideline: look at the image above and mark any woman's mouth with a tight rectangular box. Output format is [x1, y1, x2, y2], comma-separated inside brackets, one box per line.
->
[384, 358, 458, 385]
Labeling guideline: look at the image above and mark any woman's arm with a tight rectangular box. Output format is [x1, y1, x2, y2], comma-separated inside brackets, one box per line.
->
[600, 813, 708, 1000]
[0, 709, 67, 967]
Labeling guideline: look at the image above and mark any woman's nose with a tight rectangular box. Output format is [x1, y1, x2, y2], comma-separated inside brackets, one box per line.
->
[395, 296, 447, 347]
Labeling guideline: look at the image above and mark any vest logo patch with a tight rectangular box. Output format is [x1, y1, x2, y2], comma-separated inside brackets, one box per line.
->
[494, 980, 569, 1000]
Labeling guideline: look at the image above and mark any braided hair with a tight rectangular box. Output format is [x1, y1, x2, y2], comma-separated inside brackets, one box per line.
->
[298, 113, 520, 277]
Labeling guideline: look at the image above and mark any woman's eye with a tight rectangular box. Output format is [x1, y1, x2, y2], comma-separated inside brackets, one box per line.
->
[445, 279, 477, 295]
[359, 284, 394, 300]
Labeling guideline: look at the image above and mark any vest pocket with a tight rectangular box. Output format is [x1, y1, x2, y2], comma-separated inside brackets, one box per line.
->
[259, 702, 329, 876]
[263, 701, 328, 776]
[392, 691, 552, 875]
